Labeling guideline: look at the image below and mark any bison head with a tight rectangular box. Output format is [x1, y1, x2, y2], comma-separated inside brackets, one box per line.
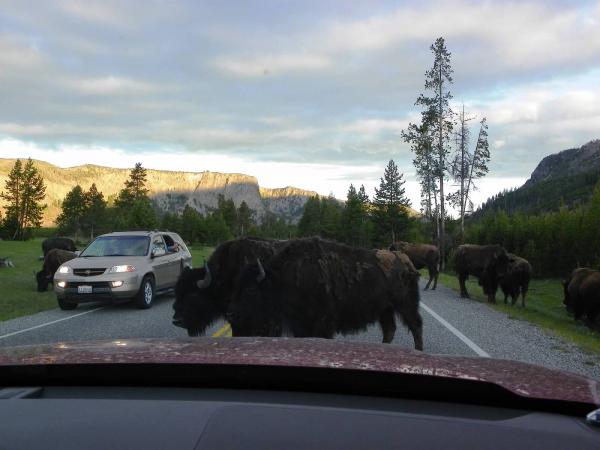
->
[228, 259, 282, 337]
[172, 264, 224, 337]
[36, 270, 51, 292]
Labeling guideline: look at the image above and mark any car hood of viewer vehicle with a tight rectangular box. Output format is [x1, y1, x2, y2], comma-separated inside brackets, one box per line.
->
[1, 338, 598, 407]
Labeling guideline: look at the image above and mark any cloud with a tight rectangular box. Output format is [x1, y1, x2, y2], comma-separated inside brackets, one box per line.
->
[68, 76, 160, 95]
[0, 0, 598, 210]
[212, 54, 332, 77]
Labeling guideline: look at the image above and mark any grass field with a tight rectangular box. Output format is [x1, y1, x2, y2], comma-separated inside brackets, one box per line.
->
[0, 238, 213, 322]
[434, 271, 600, 354]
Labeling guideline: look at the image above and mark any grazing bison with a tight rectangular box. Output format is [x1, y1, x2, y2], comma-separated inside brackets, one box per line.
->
[172, 237, 287, 337]
[454, 244, 509, 303]
[228, 238, 423, 350]
[36, 248, 76, 292]
[500, 254, 532, 307]
[42, 237, 76, 257]
[389, 241, 440, 290]
[563, 268, 600, 327]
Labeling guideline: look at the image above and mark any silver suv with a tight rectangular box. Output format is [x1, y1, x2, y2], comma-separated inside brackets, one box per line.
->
[54, 231, 192, 310]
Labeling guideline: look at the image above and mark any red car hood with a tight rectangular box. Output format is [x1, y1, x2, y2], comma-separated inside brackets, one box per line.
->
[0, 337, 598, 406]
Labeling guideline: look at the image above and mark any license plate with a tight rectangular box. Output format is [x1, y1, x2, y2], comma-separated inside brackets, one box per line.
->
[77, 285, 93, 294]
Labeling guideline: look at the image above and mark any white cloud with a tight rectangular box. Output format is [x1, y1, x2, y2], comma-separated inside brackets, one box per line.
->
[68, 76, 159, 95]
[213, 53, 332, 77]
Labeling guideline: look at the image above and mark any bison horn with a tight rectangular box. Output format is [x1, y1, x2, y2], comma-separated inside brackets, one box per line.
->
[196, 263, 212, 290]
[256, 258, 266, 283]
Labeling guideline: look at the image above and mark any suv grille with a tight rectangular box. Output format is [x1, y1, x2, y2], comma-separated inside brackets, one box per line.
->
[67, 281, 111, 288]
[74, 268, 106, 277]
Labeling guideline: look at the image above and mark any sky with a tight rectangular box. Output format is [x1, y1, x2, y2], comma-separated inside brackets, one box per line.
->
[0, 0, 599, 210]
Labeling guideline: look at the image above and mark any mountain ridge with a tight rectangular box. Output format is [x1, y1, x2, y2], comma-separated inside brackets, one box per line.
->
[473, 139, 600, 218]
[0, 159, 320, 226]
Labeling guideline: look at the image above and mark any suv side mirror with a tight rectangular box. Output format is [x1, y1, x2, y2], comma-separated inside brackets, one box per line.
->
[151, 248, 166, 258]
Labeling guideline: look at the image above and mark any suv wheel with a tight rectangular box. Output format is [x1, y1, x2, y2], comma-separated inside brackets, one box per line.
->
[135, 275, 154, 309]
[57, 297, 77, 310]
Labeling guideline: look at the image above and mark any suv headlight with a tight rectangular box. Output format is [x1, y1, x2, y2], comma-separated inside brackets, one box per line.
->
[108, 265, 136, 273]
[58, 265, 71, 274]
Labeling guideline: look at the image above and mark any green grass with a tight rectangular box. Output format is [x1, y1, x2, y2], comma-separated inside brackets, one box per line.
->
[0, 238, 55, 321]
[434, 271, 600, 354]
[0, 238, 214, 322]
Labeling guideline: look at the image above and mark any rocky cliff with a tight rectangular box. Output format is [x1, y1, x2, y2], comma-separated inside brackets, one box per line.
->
[0, 159, 319, 226]
[525, 139, 600, 186]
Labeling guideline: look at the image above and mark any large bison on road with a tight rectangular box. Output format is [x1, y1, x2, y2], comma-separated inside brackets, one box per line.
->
[454, 244, 509, 303]
[42, 237, 76, 257]
[389, 241, 439, 290]
[36, 248, 76, 292]
[172, 237, 286, 336]
[228, 238, 423, 350]
[500, 254, 532, 307]
[563, 268, 600, 328]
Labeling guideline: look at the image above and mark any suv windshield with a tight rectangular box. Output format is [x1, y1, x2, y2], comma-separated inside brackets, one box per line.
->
[80, 236, 150, 257]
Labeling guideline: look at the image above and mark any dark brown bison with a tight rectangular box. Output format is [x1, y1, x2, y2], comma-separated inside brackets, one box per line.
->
[500, 254, 532, 307]
[563, 268, 600, 327]
[36, 249, 76, 292]
[172, 237, 287, 336]
[228, 238, 423, 350]
[42, 237, 76, 257]
[389, 241, 439, 290]
[454, 244, 509, 303]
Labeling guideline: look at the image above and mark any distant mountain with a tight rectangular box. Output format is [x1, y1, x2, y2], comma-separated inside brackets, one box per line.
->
[0, 159, 320, 226]
[473, 139, 600, 218]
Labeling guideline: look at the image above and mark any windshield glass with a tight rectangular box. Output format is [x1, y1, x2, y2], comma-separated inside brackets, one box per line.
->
[0, 0, 599, 395]
[80, 236, 150, 257]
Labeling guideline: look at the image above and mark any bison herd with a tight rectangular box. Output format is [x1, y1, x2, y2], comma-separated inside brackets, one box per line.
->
[173, 236, 600, 345]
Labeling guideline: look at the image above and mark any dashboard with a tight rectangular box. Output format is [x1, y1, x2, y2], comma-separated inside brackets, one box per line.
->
[1, 385, 599, 449]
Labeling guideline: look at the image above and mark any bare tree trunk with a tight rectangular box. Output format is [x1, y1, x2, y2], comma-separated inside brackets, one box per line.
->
[459, 104, 466, 243]
[438, 65, 446, 270]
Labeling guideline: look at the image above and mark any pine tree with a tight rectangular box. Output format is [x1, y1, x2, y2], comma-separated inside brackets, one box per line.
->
[217, 194, 237, 235]
[320, 195, 342, 239]
[1, 158, 46, 240]
[237, 201, 252, 236]
[56, 185, 86, 239]
[415, 37, 453, 267]
[372, 160, 411, 244]
[298, 196, 322, 237]
[115, 162, 149, 208]
[82, 183, 107, 239]
[114, 162, 156, 229]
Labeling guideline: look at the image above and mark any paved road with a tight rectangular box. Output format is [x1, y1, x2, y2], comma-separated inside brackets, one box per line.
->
[2, 281, 599, 379]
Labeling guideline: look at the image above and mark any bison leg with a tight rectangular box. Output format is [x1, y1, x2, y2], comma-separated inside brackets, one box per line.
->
[424, 268, 433, 290]
[458, 273, 469, 298]
[521, 283, 529, 308]
[432, 272, 438, 290]
[398, 309, 423, 351]
[378, 308, 397, 344]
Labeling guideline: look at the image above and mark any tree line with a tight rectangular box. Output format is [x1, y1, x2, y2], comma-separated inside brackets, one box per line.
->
[297, 160, 422, 247]
[464, 187, 600, 278]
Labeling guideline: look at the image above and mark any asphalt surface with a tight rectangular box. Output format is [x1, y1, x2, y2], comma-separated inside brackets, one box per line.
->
[2, 280, 600, 380]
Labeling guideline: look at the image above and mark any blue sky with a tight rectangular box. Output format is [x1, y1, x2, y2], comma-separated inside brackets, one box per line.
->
[0, 0, 599, 207]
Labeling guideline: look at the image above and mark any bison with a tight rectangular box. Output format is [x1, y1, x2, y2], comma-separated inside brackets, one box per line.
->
[42, 237, 76, 257]
[227, 238, 423, 350]
[36, 248, 76, 292]
[389, 241, 440, 290]
[563, 268, 600, 328]
[500, 254, 532, 307]
[172, 237, 287, 337]
[454, 244, 509, 303]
